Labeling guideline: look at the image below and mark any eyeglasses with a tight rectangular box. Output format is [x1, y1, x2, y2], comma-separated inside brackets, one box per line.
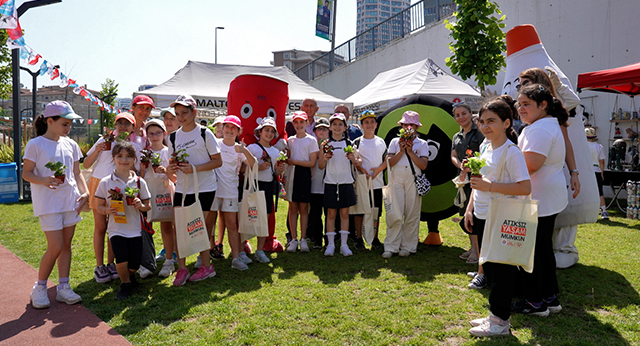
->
[147, 131, 164, 137]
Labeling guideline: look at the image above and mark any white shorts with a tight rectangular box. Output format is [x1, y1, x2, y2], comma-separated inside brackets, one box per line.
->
[39, 211, 82, 232]
[211, 197, 239, 212]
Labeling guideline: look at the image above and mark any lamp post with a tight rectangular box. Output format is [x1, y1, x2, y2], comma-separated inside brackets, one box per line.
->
[20, 64, 59, 123]
[215, 26, 224, 64]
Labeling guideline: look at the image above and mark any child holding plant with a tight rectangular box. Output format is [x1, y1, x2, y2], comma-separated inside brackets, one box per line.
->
[318, 113, 362, 256]
[463, 99, 530, 336]
[23, 100, 88, 309]
[84, 112, 137, 283]
[308, 117, 331, 249]
[95, 141, 151, 300]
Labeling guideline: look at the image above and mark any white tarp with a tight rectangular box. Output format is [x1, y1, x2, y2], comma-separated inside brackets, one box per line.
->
[136, 61, 349, 118]
[346, 58, 482, 115]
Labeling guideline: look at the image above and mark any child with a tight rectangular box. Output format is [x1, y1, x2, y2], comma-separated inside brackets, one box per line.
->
[84, 112, 136, 283]
[383, 111, 429, 259]
[464, 99, 531, 336]
[161, 107, 180, 134]
[308, 117, 330, 249]
[585, 127, 608, 219]
[208, 116, 227, 260]
[213, 115, 256, 270]
[95, 141, 151, 300]
[23, 101, 88, 309]
[352, 110, 387, 249]
[285, 111, 319, 252]
[166, 95, 222, 286]
[318, 113, 362, 256]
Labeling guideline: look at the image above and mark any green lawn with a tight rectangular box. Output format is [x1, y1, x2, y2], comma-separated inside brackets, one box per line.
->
[0, 201, 639, 345]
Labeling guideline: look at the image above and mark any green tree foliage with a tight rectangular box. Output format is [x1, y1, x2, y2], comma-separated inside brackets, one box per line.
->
[444, 0, 506, 91]
[0, 30, 13, 100]
[98, 78, 118, 129]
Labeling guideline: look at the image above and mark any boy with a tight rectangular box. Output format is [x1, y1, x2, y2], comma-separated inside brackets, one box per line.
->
[586, 128, 608, 219]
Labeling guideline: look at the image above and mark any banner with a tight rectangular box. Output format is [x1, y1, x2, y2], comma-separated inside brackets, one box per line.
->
[315, 0, 332, 41]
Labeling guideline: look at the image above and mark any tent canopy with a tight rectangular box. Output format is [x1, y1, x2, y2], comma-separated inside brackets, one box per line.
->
[136, 61, 349, 117]
[346, 58, 482, 115]
[577, 62, 640, 96]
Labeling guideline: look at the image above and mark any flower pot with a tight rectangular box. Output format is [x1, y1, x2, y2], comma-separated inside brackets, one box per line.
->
[126, 197, 135, 206]
[104, 141, 112, 150]
[152, 165, 161, 173]
[55, 174, 65, 183]
[470, 174, 482, 179]
[141, 161, 149, 171]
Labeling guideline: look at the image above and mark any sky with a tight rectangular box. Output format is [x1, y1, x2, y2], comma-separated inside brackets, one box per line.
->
[16, 0, 367, 99]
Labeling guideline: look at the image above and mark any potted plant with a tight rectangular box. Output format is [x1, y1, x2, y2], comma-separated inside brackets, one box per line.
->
[117, 131, 130, 142]
[108, 187, 123, 201]
[277, 151, 288, 162]
[150, 153, 163, 173]
[169, 149, 189, 164]
[45, 161, 67, 183]
[320, 139, 334, 154]
[463, 151, 487, 178]
[124, 186, 140, 206]
[343, 145, 354, 154]
[398, 126, 416, 144]
[140, 149, 153, 171]
[101, 130, 116, 150]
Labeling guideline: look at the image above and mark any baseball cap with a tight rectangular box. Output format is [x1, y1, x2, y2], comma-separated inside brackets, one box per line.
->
[223, 115, 242, 129]
[314, 117, 330, 129]
[132, 95, 155, 107]
[170, 95, 197, 109]
[160, 107, 175, 118]
[255, 117, 278, 137]
[291, 111, 308, 121]
[360, 110, 376, 122]
[43, 100, 82, 120]
[115, 112, 136, 127]
[212, 116, 226, 126]
[329, 112, 347, 125]
[145, 118, 166, 133]
[585, 127, 597, 139]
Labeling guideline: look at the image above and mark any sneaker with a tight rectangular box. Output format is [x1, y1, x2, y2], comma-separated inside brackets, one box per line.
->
[138, 266, 153, 279]
[354, 238, 366, 250]
[194, 255, 202, 269]
[56, 285, 82, 305]
[231, 257, 249, 271]
[468, 273, 487, 289]
[238, 251, 253, 264]
[94, 265, 111, 283]
[382, 251, 393, 259]
[399, 249, 411, 257]
[469, 314, 510, 337]
[466, 271, 478, 279]
[371, 238, 383, 249]
[243, 240, 253, 255]
[173, 268, 191, 287]
[210, 243, 224, 259]
[189, 265, 216, 282]
[155, 248, 167, 262]
[30, 283, 50, 309]
[158, 260, 176, 278]
[116, 282, 132, 300]
[254, 250, 271, 263]
[340, 245, 353, 257]
[601, 210, 609, 220]
[511, 300, 550, 317]
[107, 263, 119, 280]
[470, 316, 489, 327]
[299, 238, 310, 252]
[312, 238, 323, 249]
[545, 297, 563, 313]
[324, 244, 335, 256]
[287, 239, 298, 253]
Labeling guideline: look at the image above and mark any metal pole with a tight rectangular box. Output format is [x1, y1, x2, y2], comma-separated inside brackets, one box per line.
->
[329, 0, 337, 72]
[12, 48, 21, 196]
[215, 26, 224, 64]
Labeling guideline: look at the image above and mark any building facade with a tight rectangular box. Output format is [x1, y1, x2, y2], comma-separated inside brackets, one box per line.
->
[273, 49, 345, 82]
[356, 0, 410, 56]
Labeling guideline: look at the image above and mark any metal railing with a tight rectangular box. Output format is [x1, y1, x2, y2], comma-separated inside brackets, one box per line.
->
[294, 0, 456, 81]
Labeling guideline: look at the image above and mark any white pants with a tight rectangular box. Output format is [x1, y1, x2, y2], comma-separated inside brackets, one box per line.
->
[384, 165, 421, 253]
[552, 225, 579, 268]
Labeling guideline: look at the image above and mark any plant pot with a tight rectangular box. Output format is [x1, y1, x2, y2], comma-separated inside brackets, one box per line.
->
[470, 174, 482, 179]
[104, 141, 112, 150]
[141, 161, 149, 171]
[55, 174, 65, 183]
[152, 165, 161, 173]
[126, 197, 135, 206]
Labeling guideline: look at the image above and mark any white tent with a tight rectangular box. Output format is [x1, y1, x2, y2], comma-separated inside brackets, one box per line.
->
[136, 61, 349, 118]
[346, 58, 482, 115]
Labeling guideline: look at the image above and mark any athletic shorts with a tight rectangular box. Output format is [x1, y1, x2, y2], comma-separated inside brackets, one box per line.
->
[110, 235, 142, 270]
[174, 191, 215, 211]
[212, 197, 239, 212]
[323, 183, 356, 209]
[39, 211, 82, 232]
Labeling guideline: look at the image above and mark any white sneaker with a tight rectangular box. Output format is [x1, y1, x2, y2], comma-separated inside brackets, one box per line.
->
[299, 238, 310, 252]
[231, 257, 249, 271]
[399, 249, 411, 257]
[30, 283, 50, 309]
[469, 314, 510, 337]
[467, 271, 478, 279]
[158, 260, 176, 278]
[287, 239, 298, 253]
[470, 316, 489, 327]
[382, 251, 393, 259]
[238, 251, 253, 264]
[340, 245, 353, 257]
[254, 250, 271, 263]
[195, 255, 202, 269]
[56, 285, 82, 305]
[138, 266, 153, 279]
[324, 244, 335, 257]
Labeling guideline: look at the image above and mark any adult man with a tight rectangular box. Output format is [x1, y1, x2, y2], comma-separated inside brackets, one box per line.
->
[286, 98, 320, 137]
[334, 104, 362, 140]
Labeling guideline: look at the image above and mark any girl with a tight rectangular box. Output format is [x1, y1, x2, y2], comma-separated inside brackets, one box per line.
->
[512, 84, 568, 315]
[464, 99, 531, 337]
[383, 111, 429, 259]
[285, 111, 319, 252]
[23, 100, 88, 309]
[318, 113, 362, 256]
[161, 107, 180, 134]
[95, 141, 151, 300]
[166, 95, 222, 286]
[84, 112, 136, 283]
[247, 118, 286, 261]
[308, 118, 331, 249]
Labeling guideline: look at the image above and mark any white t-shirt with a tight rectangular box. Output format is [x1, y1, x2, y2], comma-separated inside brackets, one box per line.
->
[247, 143, 280, 182]
[518, 117, 568, 216]
[587, 141, 606, 173]
[86, 137, 115, 180]
[324, 138, 355, 185]
[168, 125, 219, 194]
[355, 136, 387, 189]
[287, 134, 319, 162]
[388, 137, 430, 166]
[215, 141, 246, 199]
[95, 173, 151, 238]
[23, 136, 82, 216]
[472, 140, 530, 219]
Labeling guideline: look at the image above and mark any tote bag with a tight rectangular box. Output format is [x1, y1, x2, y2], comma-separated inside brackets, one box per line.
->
[239, 162, 269, 241]
[349, 171, 371, 215]
[382, 158, 403, 226]
[361, 177, 378, 245]
[174, 165, 210, 259]
[147, 173, 175, 222]
[282, 164, 296, 202]
[140, 215, 157, 272]
[479, 144, 538, 273]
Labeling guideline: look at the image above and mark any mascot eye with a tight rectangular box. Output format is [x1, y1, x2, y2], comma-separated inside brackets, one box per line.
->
[425, 139, 440, 161]
[240, 104, 253, 119]
[267, 108, 277, 119]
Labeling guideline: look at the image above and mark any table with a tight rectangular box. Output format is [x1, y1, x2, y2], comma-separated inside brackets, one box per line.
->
[602, 169, 640, 212]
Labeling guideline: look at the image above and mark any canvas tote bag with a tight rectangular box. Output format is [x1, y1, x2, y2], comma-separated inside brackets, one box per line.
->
[174, 165, 210, 259]
[349, 170, 371, 215]
[361, 177, 378, 245]
[147, 171, 175, 222]
[382, 158, 403, 226]
[239, 162, 269, 241]
[282, 164, 296, 202]
[479, 145, 538, 273]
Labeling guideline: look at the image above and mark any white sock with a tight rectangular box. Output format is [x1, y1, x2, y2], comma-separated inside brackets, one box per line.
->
[339, 230, 349, 246]
[600, 206, 606, 212]
[327, 232, 336, 246]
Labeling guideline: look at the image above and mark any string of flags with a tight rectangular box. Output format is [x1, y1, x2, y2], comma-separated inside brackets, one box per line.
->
[0, 0, 121, 115]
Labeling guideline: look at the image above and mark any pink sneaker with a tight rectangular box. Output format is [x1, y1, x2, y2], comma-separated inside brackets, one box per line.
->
[189, 265, 216, 282]
[173, 268, 190, 287]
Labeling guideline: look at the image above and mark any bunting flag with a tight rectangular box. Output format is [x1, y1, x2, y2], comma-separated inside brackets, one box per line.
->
[0, 0, 18, 30]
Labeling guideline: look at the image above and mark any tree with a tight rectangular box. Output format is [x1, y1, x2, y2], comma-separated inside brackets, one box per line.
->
[444, 0, 506, 91]
[98, 78, 118, 129]
[0, 30, 13, 100]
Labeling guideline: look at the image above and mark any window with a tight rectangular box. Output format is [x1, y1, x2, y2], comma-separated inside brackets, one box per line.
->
[391, 7, 401, 12]
[380, 11, 390, 17]
[365, 17, 377, 22]
[366, 0, 377, 3]
[283, 52, 290, 60]
[381, 0, 390, 4]
[365, 4, 377, 9]
[365, 10, 377, 16]
[391, 1, 404, 6]
[284, 61, 292, 69]
[380, 5, 389, 11]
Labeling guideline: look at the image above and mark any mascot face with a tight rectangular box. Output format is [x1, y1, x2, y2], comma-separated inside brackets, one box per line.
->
[227, 74, 289, 145]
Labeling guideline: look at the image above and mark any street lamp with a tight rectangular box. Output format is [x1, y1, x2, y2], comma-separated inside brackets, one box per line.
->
[215, 26, 224, 64]
[20, 64, 59, 122]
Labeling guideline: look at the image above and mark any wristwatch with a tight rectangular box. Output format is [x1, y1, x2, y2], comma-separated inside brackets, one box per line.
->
[570, 169, 579, 175]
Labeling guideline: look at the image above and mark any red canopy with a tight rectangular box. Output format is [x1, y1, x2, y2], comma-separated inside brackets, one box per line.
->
[577, 62, 640, 96]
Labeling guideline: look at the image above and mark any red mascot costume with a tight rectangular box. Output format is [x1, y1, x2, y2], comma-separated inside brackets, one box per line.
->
[228, 74, 289, 252]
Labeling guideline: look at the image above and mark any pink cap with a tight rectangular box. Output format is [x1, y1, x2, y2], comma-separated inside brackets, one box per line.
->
[292, 111, 308, 121]
[115, 112, 136, 127]
[223, 115, 242, 129]
[132, 95, 155, 107]
[398, 110, 422, 127]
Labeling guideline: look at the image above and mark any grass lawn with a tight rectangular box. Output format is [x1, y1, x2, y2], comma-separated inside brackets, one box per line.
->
[0, 201, 639, 345]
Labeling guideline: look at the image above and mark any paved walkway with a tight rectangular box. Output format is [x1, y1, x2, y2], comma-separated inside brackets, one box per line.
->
[0, 244, 131, 345]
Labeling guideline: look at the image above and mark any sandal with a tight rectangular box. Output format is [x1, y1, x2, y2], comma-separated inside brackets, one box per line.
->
[459, 249, 473, 260]
[466, 251, 479, 264]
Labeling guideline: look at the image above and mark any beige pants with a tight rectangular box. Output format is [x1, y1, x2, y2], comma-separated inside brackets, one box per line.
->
[384, 165, 422, 253]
